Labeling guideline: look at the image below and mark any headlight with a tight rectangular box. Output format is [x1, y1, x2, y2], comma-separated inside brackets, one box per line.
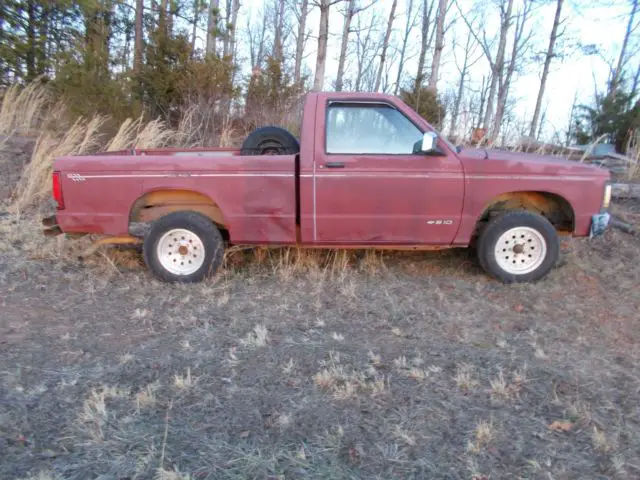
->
[603, 184, 612, 209]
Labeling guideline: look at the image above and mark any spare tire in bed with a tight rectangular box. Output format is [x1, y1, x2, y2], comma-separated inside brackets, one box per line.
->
[240, 126, 300, 155]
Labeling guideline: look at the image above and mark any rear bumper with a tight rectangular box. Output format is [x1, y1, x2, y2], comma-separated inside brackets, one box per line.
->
[589, 212, 610, 238]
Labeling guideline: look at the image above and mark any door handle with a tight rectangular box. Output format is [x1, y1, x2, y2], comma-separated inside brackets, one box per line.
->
[324, 161, 345, 168]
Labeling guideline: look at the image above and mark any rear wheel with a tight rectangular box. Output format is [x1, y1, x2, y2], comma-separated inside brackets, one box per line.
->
[143, 211, 224, 283]
[477, 211, 559, 283]
[240, 126, 300, 155]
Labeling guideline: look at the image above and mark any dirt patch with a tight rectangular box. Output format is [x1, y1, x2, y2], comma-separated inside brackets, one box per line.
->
[1, 202, 639, 479]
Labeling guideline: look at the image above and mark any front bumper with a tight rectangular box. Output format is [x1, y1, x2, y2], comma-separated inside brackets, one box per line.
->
[589, 212, 610, 238]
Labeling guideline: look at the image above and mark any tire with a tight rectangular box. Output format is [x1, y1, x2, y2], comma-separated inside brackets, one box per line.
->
[240, 126, 300, 155]
[476, 211, 559, 283]
[143, 211, 224, 283]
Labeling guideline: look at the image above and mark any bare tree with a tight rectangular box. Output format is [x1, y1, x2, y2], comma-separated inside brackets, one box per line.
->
[293, 0, 309, 82]
[228, 0, 241, 61]
[529, 0, 564, 139]
[313, 0, 343, 91]
[483, 0, 513, 133]
[247, 7, 267, 68]
[491, 0, 534, 143]
[272, 0, 286, 61]
[134, 0, 144, 73]
[355, 11, 380, 90]
[336, 0, 375, 91]
[207, 0, 220, 55]
[394, 0, 418, 95]
[414, 0, 436, 92]
[221, 0, 241, 59]
[476, 75, 488, 128]
[336, 0, 356, 91]
[611, 0, 638, 96]
[190, 0, 201, 55]
[632, 62, 640, 97]
[457, 0, 516, 135]
[565, 90, 578, 146]
[428, 0, 449, 92]
[449, 29, 482, 138]
[374, 0, 398, 92]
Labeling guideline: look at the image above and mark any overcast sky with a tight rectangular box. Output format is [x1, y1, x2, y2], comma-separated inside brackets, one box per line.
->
[230, 0, 637, 141]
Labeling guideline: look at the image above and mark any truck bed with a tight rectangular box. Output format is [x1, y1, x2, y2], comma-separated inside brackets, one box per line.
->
[53, 151, 299, 244]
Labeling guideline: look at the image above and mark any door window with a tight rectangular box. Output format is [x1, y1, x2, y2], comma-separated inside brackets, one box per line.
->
[326, 103, 423, 155]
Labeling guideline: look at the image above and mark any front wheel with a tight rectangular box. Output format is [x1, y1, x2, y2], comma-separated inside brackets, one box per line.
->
[477, 211, 559, 283]
[143, 211, 224, 283]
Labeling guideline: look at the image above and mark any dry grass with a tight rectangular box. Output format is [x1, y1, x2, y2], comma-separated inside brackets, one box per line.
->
[579, 134, 609, 163]
[240, 324, 269, 347]
[0, 81, 177, 215]
[106, 116, 144, 151]
[136, 382, 160, 410]
[107, 115, 175, 151]
[625, 130, 640, 180]
[16, 473, 63, 480]
[219, 116, 236, 147]
[490, 368, 524, 400]
[155, 468, 192, 480]
[1, 219, 640, 479]
[77, 386, 129, 442]
[592, 426, 613, 453]
[467, 419, 495, 453]
[135, 118, 175, 149]
[224, 247, 389, 285]
[13, 115, 106, 212]
[455, 363, 479, 391]
[0, 82, 50, 136]
[314, 352, 387, 400]
[173, 368, 197, 389]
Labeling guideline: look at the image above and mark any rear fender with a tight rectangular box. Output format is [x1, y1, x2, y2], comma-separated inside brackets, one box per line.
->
[129, 189, 227, 236]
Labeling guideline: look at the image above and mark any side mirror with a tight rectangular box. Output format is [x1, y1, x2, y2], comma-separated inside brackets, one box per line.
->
[421, 131, 438, 153]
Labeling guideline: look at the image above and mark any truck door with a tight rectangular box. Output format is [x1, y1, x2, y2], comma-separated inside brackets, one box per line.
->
[311, 101, 464, 245]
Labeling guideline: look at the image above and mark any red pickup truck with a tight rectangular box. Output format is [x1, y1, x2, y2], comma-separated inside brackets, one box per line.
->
[44, 92, 611, 283]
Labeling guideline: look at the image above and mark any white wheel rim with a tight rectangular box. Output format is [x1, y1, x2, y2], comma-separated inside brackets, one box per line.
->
[494, 226, 547, 275]
[156, 228, 206, 276]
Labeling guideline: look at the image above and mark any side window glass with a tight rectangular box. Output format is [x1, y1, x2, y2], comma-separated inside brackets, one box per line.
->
[326, 104, 423, 154]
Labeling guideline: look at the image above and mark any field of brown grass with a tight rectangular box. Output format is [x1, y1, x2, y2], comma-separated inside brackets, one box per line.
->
[1, 84, 640, 480]
[1, 200, 640, 479]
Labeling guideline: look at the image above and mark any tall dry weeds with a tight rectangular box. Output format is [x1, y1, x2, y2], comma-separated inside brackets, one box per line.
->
[579, 134, 608, 163]
[175, 104, 210, 147]
[625, 130, 640, 180]
[107, 116, 175, 151]
[136, 118, 174, 148]
[0, 82, 50, 137]
[13, 115, 106, 212]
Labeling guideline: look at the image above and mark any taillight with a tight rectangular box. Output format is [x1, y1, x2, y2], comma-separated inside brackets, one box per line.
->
[52, 171, 65, 210]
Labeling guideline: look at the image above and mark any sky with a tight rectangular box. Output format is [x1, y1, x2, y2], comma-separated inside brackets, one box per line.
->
[232, 0, 638, 142]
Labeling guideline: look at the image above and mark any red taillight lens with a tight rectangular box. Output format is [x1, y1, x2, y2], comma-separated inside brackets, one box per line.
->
[52, 171, 64, 210]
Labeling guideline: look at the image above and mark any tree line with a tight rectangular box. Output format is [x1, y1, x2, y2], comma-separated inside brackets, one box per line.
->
[0, 0, 638, 149]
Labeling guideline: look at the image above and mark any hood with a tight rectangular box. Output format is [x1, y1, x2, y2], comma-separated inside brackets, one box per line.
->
[458, 148, 610, 178]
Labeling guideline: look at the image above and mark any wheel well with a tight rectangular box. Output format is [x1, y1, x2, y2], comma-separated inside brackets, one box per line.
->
[477, 191, 575, 233]
[129, 189, 229, 240]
